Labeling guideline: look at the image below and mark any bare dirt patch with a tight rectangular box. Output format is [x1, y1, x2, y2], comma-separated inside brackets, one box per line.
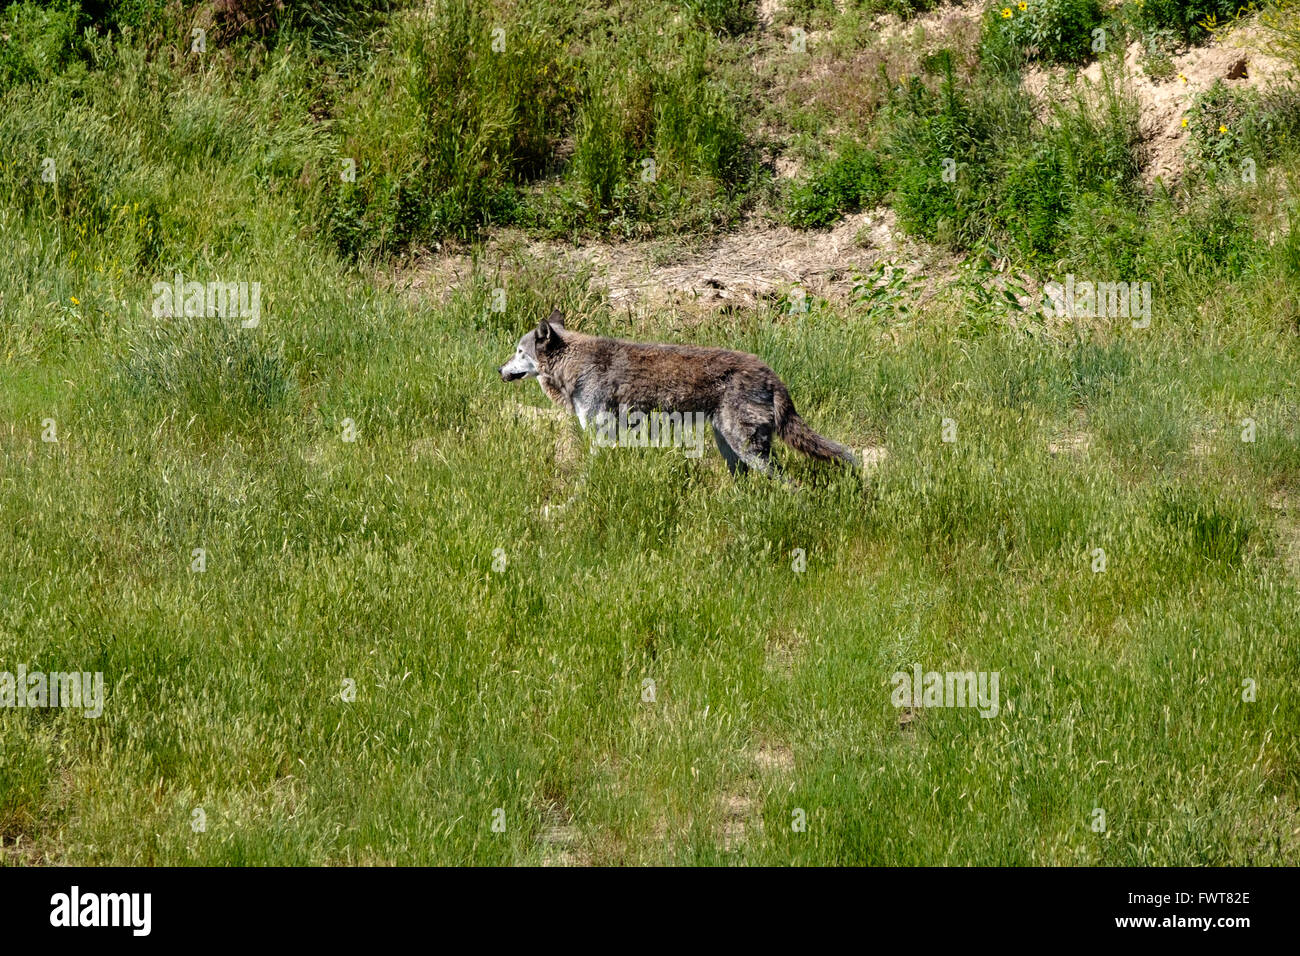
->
[719, 791, 757, 850]
[402, 209, 938, 317]
[858, 444, 890, 470]
[754, 741, 796, 774]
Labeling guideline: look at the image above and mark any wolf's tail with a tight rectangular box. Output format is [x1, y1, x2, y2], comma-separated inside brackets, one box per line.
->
[773, 385, 858, 467]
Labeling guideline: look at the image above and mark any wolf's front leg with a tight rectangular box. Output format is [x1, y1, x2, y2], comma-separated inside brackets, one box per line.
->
[586, 405, 622, 453]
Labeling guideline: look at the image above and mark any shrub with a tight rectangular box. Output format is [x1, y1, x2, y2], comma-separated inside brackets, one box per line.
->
[998, 144, 1073, 255]
[999, 78, 1142, 255]
[653, 49, 751, 188]
[979, 0, 1104, 69]
[1137, 27, 1179, 80]
[881, 56, 1142, 259]
[1186, 80, 1300, 181]
[1126, 0, 1244, 43]
[851, 0, 944, 14]
[1156, 192, 1258, 279]
[1057, 187, 1147, 275]
[685, 0, 758, 36]
[78, 1, 174, 32]
[570, 84, 633, 213]
[787, 141, 889, 228]
[0, 1, 80, 92]
[884, 67, 1034, 248]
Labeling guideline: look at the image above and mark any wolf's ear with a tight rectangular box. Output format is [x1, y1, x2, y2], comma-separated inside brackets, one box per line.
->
[536, 319, 554, 348]
[547, 308, 565, 329]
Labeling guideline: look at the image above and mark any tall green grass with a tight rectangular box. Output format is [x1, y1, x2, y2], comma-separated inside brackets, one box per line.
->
[0, 0, 1297, 866]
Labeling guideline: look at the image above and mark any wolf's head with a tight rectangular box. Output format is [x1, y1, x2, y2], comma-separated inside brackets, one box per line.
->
[498, 309, 565, 382]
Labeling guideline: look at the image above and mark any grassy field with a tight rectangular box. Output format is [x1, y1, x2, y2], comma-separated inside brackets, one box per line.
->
[1, 0, 1299, 865]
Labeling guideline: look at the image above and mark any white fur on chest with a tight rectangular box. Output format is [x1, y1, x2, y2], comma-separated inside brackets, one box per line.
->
[537, 376, 596, 428]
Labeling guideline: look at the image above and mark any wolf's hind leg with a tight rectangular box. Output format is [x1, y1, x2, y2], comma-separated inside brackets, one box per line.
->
[712, 423, 749, 475]
[716, 419, 777, 477]
[739, 443, 777, 477]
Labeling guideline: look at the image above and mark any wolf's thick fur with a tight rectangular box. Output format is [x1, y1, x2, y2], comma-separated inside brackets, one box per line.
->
[499, 310, 857, 475]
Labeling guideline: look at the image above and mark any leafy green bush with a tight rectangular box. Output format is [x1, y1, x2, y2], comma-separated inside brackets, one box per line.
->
[787, 141, 888, 228]
[1057, 184, 1259, 301]
[570, 82, 633, 213]
[998, 145, 1072, 256]
[847, 0, 944, 15]
[1125, 0, 1244, 43]
[0, 0, 80, 92]
[851, 259, 926, 324]
[1137, 26, 1180, 79]
[879, 58, 1142, 259]
[318, 2, 752, 248]
[1156, 190, 1258, 279]
[1186, 80, 1300, 181]
[77, 1, 172, 31]
[1056, 186, 1147, 275]
[685, 0, 758, 36]
[653, 48, 751, 189]
[998, 81, 1142, 255]
[883, 68, 1032, 248]
[979, 0, 1104, 69]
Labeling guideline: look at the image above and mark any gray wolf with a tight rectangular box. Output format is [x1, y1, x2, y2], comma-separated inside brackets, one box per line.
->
[498, 310, 857, 475]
